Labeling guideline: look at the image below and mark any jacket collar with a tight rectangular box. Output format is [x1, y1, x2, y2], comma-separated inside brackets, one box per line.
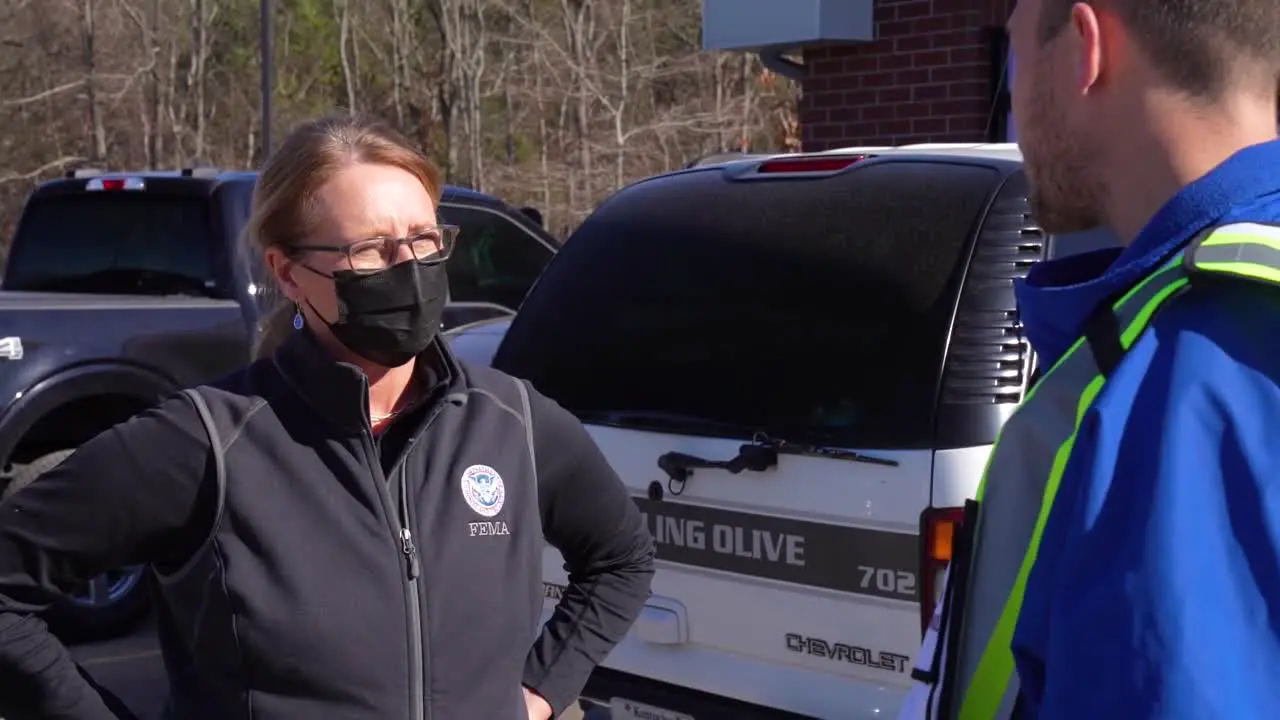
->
[1015, 138, 1280, 368]
[272, 329, 458, 433]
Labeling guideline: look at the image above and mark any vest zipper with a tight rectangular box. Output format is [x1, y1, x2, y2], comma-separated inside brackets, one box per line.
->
[398, 464, 426, 720]
[386, 400, 448, 720]
[365, 426, 425, 720]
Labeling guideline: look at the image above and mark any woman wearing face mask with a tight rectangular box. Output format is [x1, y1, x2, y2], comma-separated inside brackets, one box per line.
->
[0, 114, 655, 720]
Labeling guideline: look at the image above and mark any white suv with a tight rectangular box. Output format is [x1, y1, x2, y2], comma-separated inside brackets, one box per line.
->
[447, 145, 1116, 719]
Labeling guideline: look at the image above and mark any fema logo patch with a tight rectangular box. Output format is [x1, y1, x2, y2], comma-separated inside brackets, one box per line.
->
[460, 464, 505, 517]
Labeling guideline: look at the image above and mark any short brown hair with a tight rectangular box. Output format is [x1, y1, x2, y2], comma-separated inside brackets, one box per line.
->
[246, 114, 444, 358]
[1037, 0, 1280, 97]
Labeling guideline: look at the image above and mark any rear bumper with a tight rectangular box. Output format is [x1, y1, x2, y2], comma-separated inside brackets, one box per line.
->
[581, 668, 819, 719]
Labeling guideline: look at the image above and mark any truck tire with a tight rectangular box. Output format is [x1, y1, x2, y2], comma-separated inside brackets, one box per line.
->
[2, 449, 152, 642]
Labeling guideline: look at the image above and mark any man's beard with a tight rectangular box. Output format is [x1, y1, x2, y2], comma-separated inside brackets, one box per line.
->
[1020, 68, 1103, 234]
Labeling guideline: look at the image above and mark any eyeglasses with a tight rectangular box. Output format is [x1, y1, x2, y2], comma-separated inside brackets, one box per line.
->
[292, 225, 459, 274]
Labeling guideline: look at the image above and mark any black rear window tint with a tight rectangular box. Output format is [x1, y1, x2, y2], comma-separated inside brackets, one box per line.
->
[495, 160, 999, 448]
[5, 194, 220, 297]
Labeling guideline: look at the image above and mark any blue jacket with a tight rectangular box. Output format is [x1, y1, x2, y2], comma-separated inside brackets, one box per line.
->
[1011, 139, 1280, 718]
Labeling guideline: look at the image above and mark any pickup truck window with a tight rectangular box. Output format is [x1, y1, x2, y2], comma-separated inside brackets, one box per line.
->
[4, 194, 222, 298]
[495, 161, 999, 448]
[441, 204, 555, 311]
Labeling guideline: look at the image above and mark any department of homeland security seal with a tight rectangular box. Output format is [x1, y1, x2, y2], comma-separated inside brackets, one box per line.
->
[460, 464, 505, 517]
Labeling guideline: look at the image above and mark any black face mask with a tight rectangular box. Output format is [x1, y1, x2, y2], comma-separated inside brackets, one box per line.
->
[301, 260, 448, 367]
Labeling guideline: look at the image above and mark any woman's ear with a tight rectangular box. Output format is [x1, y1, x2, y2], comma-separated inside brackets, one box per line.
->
[264, 247, 302, 302]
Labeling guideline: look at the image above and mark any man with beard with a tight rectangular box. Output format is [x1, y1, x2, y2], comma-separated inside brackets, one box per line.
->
[899, 0, 1280, 718]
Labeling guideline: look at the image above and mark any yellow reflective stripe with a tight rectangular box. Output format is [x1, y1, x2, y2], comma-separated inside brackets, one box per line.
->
[959, 254, 1188, 719]
[1193, 228, 1280, 283]
[1198, 230, 1280, 252]
[957, 374, 1104, 720]
[1119, 277, 1190, 347]
[975, 254, 1179, 502]
[1112, 255, 1181, 309]
[1193, 261, 1280, 285]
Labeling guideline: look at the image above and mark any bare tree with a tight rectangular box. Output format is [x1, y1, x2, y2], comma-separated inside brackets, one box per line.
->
[119, 0, 164, 167]
[335, 0, 357, 112]
[564, 0, 595, 217]
[387, 0, 409, 126]
[609, 0, 630, 188]
[186, 0, 216, 161]
[82, 0, 108, 161]
[431, 0, 491, 190]
[0, 0, 800, 247]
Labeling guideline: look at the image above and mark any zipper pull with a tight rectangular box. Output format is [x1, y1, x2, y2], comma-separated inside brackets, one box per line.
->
[400, 527, 420, 580]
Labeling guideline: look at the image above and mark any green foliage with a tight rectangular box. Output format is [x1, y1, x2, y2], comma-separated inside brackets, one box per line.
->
[211, 0, 260, 72]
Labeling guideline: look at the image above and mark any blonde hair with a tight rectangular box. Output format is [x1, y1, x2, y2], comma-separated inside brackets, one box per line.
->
[247, 114, 444, 359]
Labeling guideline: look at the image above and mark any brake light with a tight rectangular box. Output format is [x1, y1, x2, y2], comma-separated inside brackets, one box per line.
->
[86, 177, 145, 191]
[755, 156, 865, 174]
[919, 506, 964, 635]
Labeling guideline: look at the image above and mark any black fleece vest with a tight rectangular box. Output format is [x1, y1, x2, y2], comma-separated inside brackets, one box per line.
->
[152, 335, 543, 720]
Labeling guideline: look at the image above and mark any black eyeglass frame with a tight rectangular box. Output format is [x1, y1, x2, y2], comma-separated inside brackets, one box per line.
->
[289, 224, 460, 274]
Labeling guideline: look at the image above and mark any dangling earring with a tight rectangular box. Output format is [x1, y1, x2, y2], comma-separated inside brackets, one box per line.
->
[292, 303, 304, 330]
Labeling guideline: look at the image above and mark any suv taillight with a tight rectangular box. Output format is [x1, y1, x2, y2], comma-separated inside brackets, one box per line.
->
[86, 177, 145, 191]
[920, 506, 964, 635]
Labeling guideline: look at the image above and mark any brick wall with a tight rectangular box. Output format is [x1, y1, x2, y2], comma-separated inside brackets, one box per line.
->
[799, 0, 1015, 151]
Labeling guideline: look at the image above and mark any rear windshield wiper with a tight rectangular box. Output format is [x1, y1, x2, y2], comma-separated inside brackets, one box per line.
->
[653, 433, 897, 495]
[767, 437, 899, 467]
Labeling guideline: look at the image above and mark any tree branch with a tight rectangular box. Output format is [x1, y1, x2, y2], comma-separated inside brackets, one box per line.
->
[0, 156, 87, 184]
[2, 79, 87, 108]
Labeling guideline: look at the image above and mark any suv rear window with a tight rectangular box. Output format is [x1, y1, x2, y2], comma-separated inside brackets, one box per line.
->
[4, 193, 221, 297]
[495, 160, 999, 448]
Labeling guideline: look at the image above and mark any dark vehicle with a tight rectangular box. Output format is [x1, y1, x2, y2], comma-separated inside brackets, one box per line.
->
[446, 145, 1118, 718]
[0, 167, 557, 640]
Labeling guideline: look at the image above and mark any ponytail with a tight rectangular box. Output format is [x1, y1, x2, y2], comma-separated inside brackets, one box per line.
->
[253, 301, 296, 360]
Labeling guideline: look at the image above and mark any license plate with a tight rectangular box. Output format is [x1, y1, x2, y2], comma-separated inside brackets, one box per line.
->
[609, 697, 696, 720]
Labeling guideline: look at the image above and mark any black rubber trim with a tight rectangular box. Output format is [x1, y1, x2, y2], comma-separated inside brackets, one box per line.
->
[911, 666, 936, 683]
[582, 667, 819, 719]
[933, 498, 980, 719]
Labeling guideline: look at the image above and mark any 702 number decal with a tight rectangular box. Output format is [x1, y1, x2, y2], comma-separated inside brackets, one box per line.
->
[856, 565, 916, 598]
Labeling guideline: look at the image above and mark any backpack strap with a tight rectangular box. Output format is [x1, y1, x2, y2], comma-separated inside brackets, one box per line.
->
[181, 388, 226, 522]
[1083, 294, 1126, 378]
[152, 388, 227, 583]
[512, 378, 537, 491]
[85, 390, 225, 718]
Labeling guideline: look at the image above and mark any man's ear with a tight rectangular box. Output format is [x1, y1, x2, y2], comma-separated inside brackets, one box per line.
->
[1070, 2, 1105, 95]
[264, 247, 301, 302]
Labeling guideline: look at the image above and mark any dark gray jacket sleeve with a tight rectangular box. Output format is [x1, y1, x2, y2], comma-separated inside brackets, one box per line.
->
[521, 387, 656, 714]
[0, 394, 213, 719]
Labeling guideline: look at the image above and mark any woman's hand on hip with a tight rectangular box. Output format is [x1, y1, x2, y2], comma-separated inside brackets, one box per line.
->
[523, 685, 553, 720]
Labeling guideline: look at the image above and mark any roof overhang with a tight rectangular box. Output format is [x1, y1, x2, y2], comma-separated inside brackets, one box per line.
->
[701, 0, 875, 52]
